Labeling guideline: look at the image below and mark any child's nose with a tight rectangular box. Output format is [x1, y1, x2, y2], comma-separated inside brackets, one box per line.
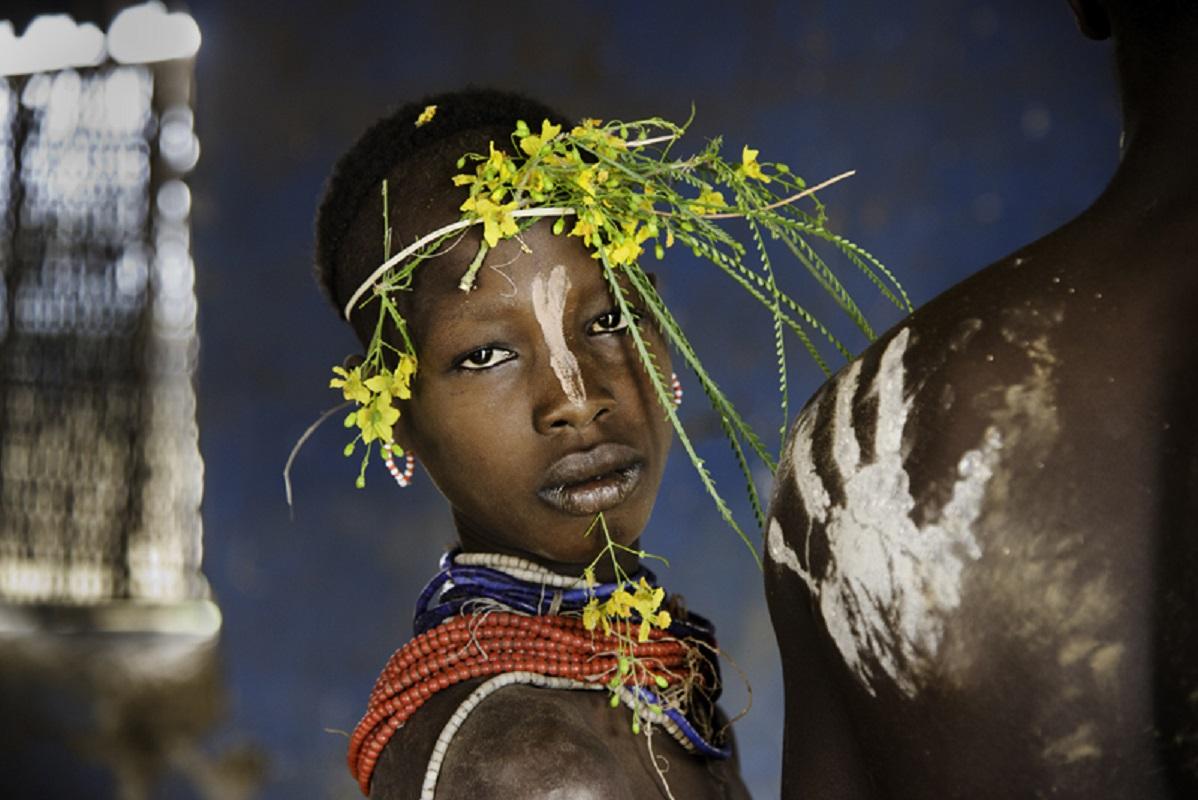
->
[533, 365, 614, 434]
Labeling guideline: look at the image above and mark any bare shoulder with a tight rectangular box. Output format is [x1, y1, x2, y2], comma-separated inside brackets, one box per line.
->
[764, 203, 1198, 797]
[369, 681, 750, 800]
[369, 683, 636, 800]
[434, 686, 637, 800]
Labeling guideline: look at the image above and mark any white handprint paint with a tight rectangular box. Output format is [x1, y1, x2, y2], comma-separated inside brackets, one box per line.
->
[768, 328, 999, 697]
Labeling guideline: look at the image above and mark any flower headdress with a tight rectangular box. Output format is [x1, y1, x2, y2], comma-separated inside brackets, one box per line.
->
[322, 104, 910, 560]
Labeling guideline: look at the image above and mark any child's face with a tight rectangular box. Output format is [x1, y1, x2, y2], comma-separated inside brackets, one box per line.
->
[395, 221, 674, 566]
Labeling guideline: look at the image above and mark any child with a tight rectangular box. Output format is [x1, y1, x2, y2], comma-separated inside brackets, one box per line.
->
[314, 89, 752, 800]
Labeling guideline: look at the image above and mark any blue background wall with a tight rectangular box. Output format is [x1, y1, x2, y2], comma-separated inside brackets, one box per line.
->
[187, 1, 1121, 796]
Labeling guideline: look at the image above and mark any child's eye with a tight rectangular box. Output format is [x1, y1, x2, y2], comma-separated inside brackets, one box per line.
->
[589, 309, 630, 334]
[456, 346, 515, 370]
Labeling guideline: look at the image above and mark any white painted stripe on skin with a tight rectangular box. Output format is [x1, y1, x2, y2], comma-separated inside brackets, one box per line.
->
[530, 264, 586, 406]
[787, 407, 830, 525]
[767, 517, 808, 581]
[778, 327, 996, 698]
[832, 360, 863, 475]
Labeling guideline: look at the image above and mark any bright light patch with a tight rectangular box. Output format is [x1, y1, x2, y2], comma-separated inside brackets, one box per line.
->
[0, 16, 107, 77]
[107, 2, 201, 65]
[0, 3, 200, 77]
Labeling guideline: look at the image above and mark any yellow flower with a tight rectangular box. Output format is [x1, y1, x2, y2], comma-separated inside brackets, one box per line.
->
[605, 236, 643, 266]
[397, 353, 417, 380]
[583, 566, 596, 589]
[606, 588, 634, 618]
[569, 217, 597, 246]
[364, 363, 414, 401]
[329, 365, 370, 405]
[486, 141, 505, 171]
[691, 188, 727, 215]
[631, 577, 665, 617]
[356, 394, 400, 444]
[524, 168, 547, 195]
[655, 610, 672, 629]
[741, 145, 770, 182]
[414, 104, 437, 127]
[582, 597, 602, 631]
[460, 195, 520, 247]
[451, 174, 476, 187]
[638, 619, 652, 643]
[575, 166, 597, 196]
[519, 118, 563, 157]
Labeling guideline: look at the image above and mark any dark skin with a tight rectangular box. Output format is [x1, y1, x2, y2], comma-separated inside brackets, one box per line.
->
[391, 223, 671, 570]
[336, 157, 750, 797]
[766, 3, 1198, 798]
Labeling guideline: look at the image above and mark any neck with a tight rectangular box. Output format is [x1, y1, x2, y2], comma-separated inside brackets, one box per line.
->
[453, 521, 641, 583]
[1102, 48, 1198, 209]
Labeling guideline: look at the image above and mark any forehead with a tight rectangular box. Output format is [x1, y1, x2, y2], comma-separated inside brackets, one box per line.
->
[402, 221, 610, 332]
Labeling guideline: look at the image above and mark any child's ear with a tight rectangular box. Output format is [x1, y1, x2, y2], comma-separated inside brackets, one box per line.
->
[392, 404, 412, 454]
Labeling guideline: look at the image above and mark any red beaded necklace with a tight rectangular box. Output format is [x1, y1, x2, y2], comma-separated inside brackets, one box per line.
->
[348, 610, 694, 794]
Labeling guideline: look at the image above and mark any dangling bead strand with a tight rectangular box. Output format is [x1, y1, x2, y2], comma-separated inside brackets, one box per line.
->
[382, 442, 415, 487]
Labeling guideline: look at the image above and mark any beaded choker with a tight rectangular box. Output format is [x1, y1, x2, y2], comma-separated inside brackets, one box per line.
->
[348, 549, 730, 797]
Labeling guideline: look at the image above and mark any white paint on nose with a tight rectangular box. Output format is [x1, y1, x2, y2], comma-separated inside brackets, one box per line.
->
[530, 264, 586, 406]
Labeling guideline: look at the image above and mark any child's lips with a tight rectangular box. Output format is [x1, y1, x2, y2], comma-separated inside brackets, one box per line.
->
[538, 443, 644, 515]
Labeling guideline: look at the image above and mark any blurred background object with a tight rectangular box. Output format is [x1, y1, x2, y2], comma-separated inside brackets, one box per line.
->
[0, 1, 1121, 798]
[0, 3, 252, 798]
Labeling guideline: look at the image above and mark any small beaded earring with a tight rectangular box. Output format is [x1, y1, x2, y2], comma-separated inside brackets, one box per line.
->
[670, 372, 683, 407]
[382, 442, 416, 488]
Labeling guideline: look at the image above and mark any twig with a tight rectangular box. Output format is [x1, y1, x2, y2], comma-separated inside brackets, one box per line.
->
[626, 134, 679, 149]
[343, 207, 575, 318]
[645, 725, 678, 800]
[283, 400, 353, 513]
[698, 170, 856, 219]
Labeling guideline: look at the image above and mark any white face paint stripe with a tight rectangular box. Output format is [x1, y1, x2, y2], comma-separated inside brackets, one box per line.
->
[530, 264, 586, 406]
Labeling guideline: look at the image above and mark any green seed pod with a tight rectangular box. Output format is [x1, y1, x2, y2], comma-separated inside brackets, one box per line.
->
[553, 217, 565, 235]
[354, 475, 366, 489]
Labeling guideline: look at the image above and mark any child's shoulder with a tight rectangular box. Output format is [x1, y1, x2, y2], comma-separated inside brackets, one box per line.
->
[369, 681, 639, 800]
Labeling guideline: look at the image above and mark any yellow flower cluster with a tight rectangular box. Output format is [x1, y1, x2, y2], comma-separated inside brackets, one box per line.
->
[449, 117, 694, 273]
[582, 575, 673, 643]
[329, 354, 417, 448]
[447, 117, 779, 278]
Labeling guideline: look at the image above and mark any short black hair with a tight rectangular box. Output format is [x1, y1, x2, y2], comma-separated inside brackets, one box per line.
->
[313, 88, 570, 318]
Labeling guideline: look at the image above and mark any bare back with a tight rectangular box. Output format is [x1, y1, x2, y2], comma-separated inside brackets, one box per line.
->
[764, 177, 1198, 798]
